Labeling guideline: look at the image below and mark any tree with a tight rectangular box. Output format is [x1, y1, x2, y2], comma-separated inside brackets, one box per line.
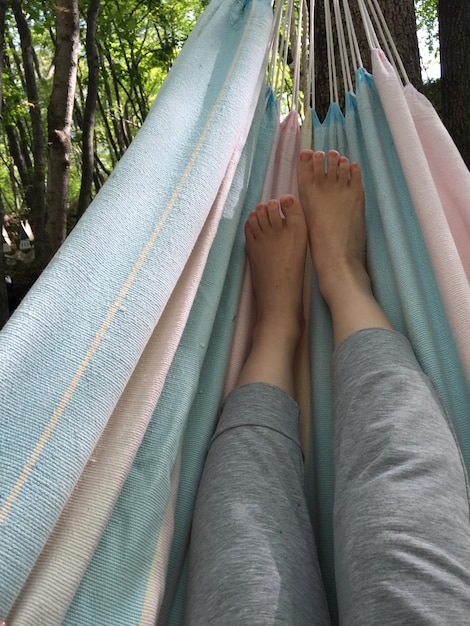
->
[76, 0, 100, 218]
[0, 0, 206, 322]
[312, 0, 422, 121]
[10, 0, 47, 269]
[44, 0, 79, 265]
[416, 0, 438, 58]
[0, 0, 8, 328]
[439, 0, 470, 168]
[379, 0, 422, 87]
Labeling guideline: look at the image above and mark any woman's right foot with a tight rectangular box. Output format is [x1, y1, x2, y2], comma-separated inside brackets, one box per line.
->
[297, 149, 371, 308]
[297, 149, 393, 346]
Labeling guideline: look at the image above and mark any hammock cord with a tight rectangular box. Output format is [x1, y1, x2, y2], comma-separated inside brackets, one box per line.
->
[325, 0, 338, 103]
[279, 0, 295, 99]
[269, 0, 285, 89]
[343, 0, 362, 70]
[309, 0, 316, 110]
[333, 0, 353, 95]
[292, 0, 303, 111]
[270, 0, 412, 112]
[356, 0, 378, 50]
[365, 0, 401, 80]
[366, 0, 410, 84]
[301, 0, 309, 112]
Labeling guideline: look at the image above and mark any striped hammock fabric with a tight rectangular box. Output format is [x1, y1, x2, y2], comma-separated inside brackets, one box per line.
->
[2, 0, 470, 624]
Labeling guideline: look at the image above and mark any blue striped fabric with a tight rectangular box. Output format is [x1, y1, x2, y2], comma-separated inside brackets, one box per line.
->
[64, 86, 277, 625]
[164, 89, 279, 626]
[0, 0, 273, 616]
[307, 68, 470, 622]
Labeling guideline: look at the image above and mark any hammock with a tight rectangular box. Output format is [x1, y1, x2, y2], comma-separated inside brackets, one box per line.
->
[1, 0, 470, 624]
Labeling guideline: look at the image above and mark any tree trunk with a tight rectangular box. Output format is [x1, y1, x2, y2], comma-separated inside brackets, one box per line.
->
[44, 0, 79, 265]
[439, 0, 470, 168]
[4, 113, 36, 186]
[0, 0, 9, 328]
[76, 0, 101, 219]
[11, 0, 47, 271]
[374, 0, 421, 87]
[100, 47, 128, 154]
[97, 90, 120, 165]
[313, 0, 421, 121]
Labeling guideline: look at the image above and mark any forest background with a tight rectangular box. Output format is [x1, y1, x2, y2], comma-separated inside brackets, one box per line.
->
[0, 0, 468, 328]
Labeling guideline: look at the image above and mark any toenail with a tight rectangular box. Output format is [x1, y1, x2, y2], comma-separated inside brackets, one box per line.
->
[281, 197, 293, 207]
[300, 151, 312, 162]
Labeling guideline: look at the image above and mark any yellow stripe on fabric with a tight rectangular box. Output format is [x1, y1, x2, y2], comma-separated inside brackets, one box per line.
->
[0, 0, 259, 527]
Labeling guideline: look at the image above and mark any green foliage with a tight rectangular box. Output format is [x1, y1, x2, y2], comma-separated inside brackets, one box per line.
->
[421, 77, 441, 113]
[3, 6, 53, 123]
[1, 0, 207, 224]
[415, 0, 438, 56]
[90, 0, 208, 103]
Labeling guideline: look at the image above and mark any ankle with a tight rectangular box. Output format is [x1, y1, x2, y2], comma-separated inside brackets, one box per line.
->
[317, 257, 371, 308]
[252, 315, 302, 354]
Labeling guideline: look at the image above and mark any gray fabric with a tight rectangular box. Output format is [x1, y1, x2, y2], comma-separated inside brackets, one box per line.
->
[186, 382, 331, 625]
[186, 328, 470, 625]
[333, 328, 470, 625]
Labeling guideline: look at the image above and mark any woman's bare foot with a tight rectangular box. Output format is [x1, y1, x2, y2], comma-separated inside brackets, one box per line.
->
[297, 150, 369, 305]
[245, 195, 307, 346]
[236, 195, 307, 396]
[297, 149, 392, 346]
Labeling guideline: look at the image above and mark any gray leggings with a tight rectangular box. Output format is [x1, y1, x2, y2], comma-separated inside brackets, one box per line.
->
[186, 329, 470, 625]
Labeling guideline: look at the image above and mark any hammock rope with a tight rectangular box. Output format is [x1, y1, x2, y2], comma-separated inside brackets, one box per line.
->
[366, 0, 409, 84]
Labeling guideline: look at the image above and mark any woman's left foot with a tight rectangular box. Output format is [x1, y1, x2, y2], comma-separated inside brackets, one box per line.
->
[244, 195, 308, 352]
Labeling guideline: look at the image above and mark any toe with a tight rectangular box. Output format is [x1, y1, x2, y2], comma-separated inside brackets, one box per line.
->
[312, 151, 326, 182]
[297, 150, 315, 190]
[338, 156, 350, 187]
[244, 219, 255, 244]
[327, 150, 340, 180]
[350, 162, 363, 192]
[280, 195, 304, 224]
[299, 149, 314, 169]
[267, 199, 282, 230]
[246, 210, 260, 239]
[256, 203, 270, 232]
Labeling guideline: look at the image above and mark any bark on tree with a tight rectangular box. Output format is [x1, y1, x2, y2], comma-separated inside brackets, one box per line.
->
[44, 0, 79, 265]
[0, 0, 9, 328]
[99, 46, 127, 156]
[313, 0, 421, 121]
[97, 92, 120, 166]
[76, 0, 100, 219]
[4, 115, 37, 203]
[439, 0, 470, 168]
[11, 0, 47, 271]
[373, 0, 421, 87]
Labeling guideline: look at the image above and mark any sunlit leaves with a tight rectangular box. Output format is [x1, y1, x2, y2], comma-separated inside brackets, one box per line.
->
[415, 0, 438, 56]
[1, 0, 207, 219]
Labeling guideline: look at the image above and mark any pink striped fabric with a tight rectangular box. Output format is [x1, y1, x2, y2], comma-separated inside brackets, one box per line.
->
[404, 83, 470, 282]
[372, 49, 470, 383]
[223, 111, 300, 397]
[222, 110, 312, 454]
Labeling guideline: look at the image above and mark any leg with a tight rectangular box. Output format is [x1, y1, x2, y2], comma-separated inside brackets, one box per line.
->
[298, 149, 392, 348]
[185, 196, 330, 625]
[235, 197, 306, 397]
[298, 150, 470, 624]
[333, 327, 470, 625]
